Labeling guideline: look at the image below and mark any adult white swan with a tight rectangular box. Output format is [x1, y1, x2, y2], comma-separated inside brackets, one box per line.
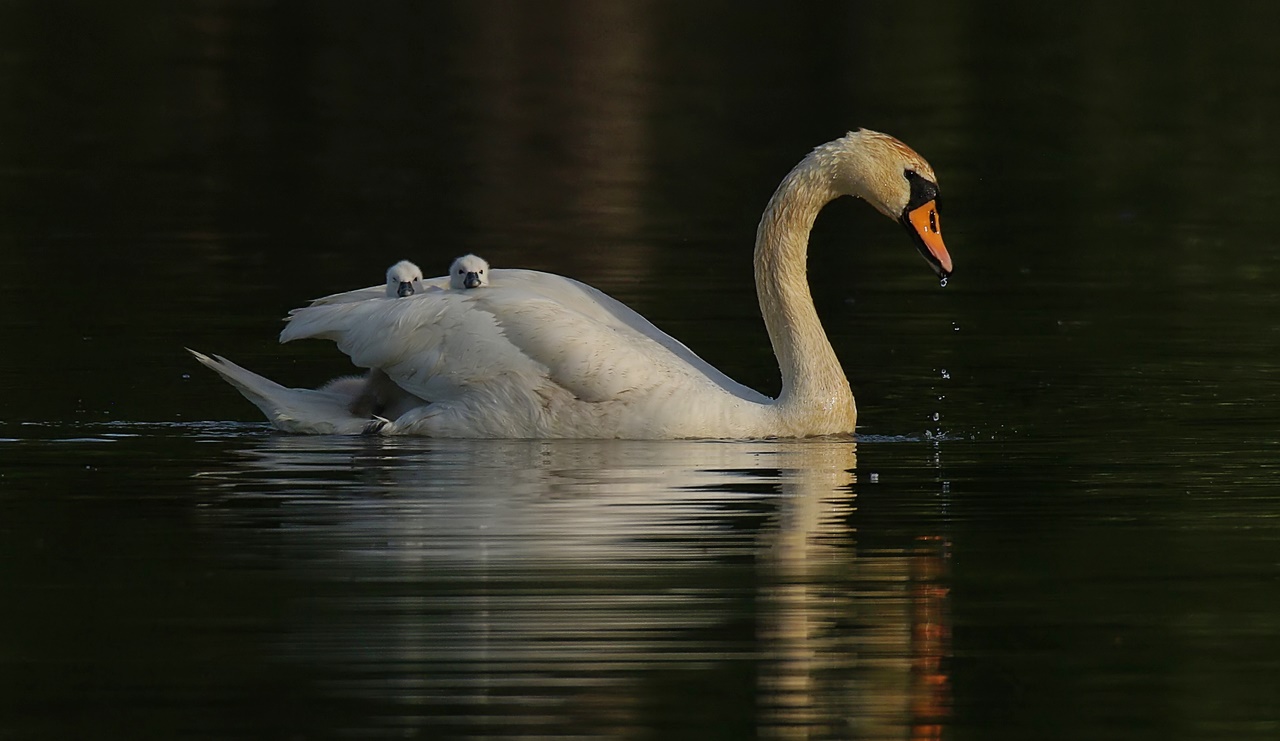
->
[196, 129, 952, 438]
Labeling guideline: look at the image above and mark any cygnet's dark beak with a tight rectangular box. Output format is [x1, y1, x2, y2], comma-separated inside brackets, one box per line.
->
[463, 272, 482, 289]
[397, 281, 415, 297]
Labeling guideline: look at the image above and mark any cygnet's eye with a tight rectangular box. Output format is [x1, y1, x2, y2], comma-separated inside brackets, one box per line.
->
[478, 269, 484, 274]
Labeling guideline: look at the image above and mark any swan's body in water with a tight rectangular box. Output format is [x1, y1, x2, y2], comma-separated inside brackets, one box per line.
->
[194, 130, 952, 438]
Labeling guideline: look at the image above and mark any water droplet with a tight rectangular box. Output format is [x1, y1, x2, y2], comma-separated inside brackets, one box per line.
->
[940, 368, 950, 380]
[939, 275, 949, 288]
[932, 412, 940, 422]
[868, 472, 879, 483]
[952, 322, 960, 332]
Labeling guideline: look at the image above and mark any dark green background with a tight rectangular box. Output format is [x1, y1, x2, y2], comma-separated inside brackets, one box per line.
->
[2, 2, 1277, 738]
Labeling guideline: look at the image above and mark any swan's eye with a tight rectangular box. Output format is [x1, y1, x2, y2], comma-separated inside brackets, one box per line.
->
[903, 170, 939, 212]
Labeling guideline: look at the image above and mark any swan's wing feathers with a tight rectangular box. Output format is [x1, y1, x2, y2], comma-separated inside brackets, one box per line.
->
[474, 290, 711, 403]
[284, 292, 468, 367]
[282, 283, 719, 406]
[493, 270, 769, 403]
[281, 292, 542, 402]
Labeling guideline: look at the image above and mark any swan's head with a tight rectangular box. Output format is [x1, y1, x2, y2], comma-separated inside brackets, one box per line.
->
[826, 129, 953, 277]
[449, 254, 490, 290]
[385, 259, 425, 298]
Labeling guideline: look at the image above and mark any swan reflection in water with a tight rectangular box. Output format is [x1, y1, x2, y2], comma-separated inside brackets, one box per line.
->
[194, 436, 950, 738]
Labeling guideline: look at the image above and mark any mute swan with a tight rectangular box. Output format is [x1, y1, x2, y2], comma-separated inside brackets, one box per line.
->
[386, 259, 425, 298]
[266, 129, 952, 439]
[449, 254, 489, 289]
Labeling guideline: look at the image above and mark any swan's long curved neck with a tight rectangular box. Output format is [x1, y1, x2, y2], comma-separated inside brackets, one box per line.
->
[754, 145, 858, 426]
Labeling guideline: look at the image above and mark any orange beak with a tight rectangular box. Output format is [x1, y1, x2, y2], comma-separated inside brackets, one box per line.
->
[903, 200, 953, 277]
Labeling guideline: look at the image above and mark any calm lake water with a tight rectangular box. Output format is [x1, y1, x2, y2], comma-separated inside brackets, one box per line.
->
[3, 2, 1279, 738]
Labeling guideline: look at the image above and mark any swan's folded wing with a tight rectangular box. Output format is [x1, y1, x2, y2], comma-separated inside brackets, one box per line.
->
[296, 268, 732, 387]
[280, 286, 724, 405]
[282, 292, 545, 402]
[489, 270, 770, 403]
[473, 289, 715, 402]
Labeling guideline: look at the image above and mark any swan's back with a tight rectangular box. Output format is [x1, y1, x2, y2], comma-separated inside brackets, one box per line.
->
[285, 269, 769, 408]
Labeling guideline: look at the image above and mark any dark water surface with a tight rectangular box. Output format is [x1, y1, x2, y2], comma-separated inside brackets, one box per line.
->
[3, 2, 1279, 738]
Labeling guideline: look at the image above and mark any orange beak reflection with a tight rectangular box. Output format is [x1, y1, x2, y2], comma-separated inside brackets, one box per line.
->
[904, 200, 953, 277]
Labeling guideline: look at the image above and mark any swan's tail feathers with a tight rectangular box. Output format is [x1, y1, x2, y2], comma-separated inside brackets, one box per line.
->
[187, 349, 368, 435]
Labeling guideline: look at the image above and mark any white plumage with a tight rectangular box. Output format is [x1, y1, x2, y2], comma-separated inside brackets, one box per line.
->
[278, 269, 770, 437]
[194, 129, 953, 438]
